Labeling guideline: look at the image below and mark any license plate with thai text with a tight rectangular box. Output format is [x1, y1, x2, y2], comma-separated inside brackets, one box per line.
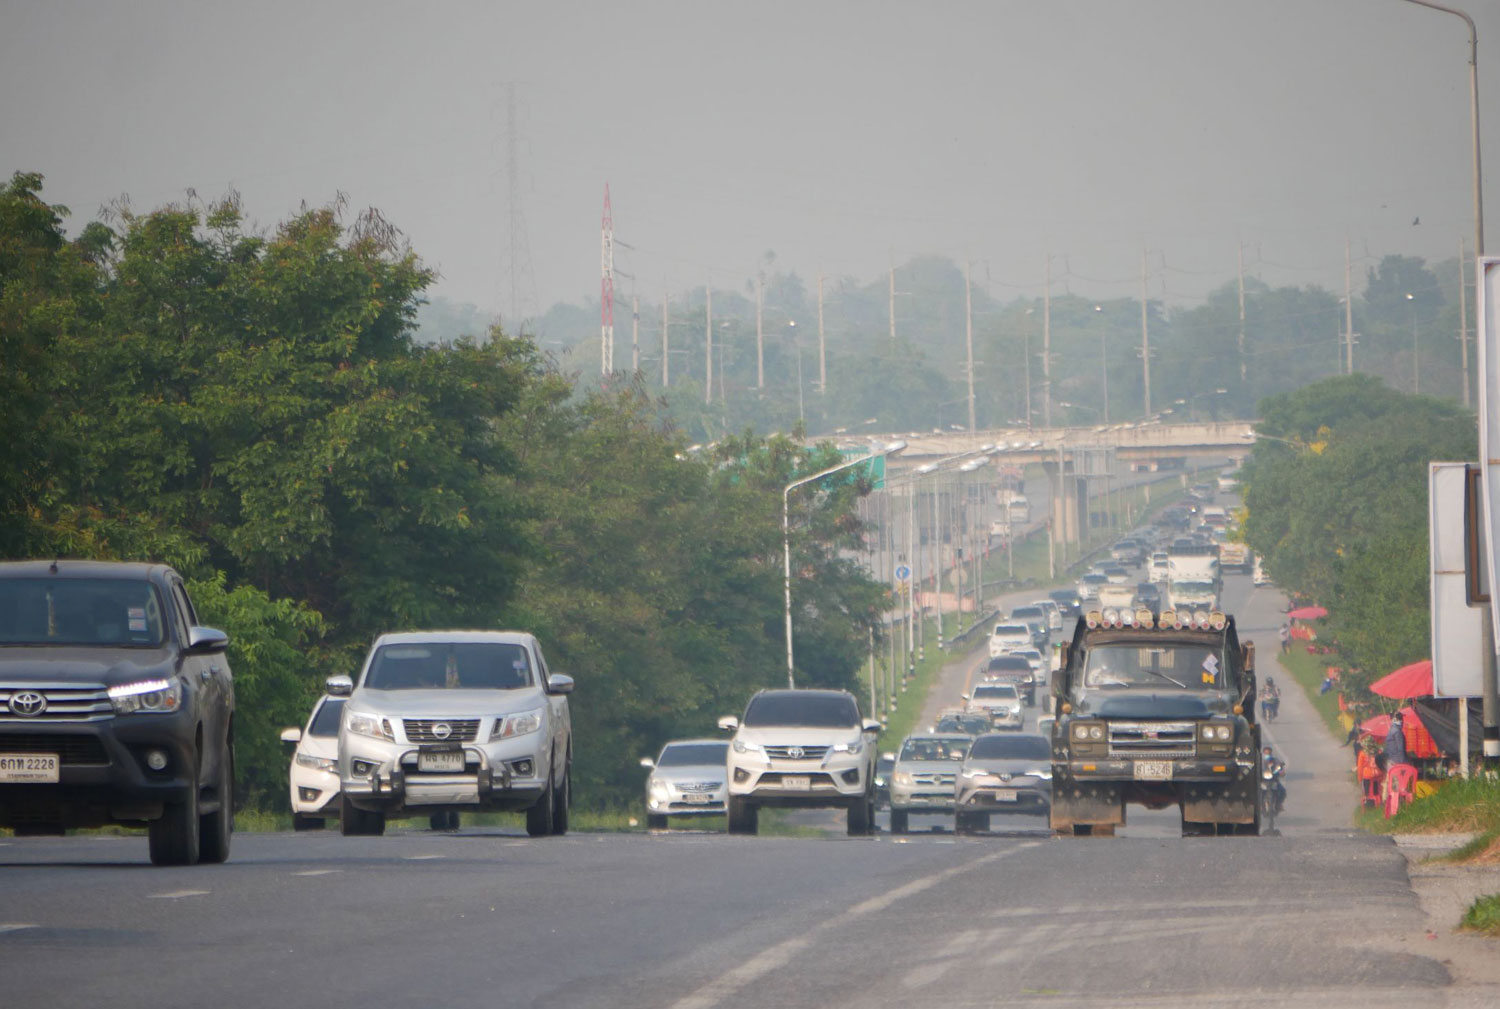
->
[0, 754, 59, 783]
[781, 776, 811, 790]
[417, 750, 465, 773]
[1134, 761, 1173, 781]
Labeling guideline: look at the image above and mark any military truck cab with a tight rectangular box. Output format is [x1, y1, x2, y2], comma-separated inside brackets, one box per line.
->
[1050, 607, 1260, 837]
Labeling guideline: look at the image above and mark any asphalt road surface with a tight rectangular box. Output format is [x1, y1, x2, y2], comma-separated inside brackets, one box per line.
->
[4, 536, 1497, 1006]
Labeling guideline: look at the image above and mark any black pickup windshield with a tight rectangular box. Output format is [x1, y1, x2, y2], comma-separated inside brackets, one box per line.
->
[1082, 643, 1224, 689]
[0, 578, 166, 647]
[365, 642, 534, 690]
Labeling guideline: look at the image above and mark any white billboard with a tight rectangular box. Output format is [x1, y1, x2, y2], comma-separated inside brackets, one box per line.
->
[1431, 463, 1484, 697]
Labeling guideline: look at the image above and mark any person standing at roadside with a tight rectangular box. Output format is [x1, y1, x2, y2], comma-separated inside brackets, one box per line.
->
[1384, 712, 1408, 767]
[1278, 622, 1290, 654]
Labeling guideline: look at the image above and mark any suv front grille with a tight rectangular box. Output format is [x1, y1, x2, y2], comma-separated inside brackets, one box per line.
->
[0, 733, 109, 765]
[403, 719, 480, 743]
[911, 772, 956, 787]
[1108, 721, 1195, 758]
[764, 744, 830, 761]
[0, 684, 113, 723]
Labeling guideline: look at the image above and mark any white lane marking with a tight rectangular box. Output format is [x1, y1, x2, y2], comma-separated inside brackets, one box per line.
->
[0, 924, 38, 934]
[147, 890, 210, 899]
[403, 854, 445, 861]
[670, 842, 1039, 1009]
[292, 869, 343, 876]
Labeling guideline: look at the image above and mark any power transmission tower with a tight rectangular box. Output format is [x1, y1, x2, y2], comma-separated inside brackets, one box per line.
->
[600, 184, 615, 374]
[502, 82, 537, 332]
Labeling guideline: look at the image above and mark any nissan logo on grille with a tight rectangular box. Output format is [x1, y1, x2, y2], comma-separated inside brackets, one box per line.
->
[432, 722, 452, 740]
[9, 691, 47, 717]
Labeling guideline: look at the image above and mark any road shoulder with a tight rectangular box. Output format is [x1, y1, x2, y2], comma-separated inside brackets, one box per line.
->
[1393, 834, 1500, 995]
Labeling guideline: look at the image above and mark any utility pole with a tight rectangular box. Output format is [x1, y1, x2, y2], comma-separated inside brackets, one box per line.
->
[704, 284, 712, 405]
[1043, 252, 1052, 427]
[632, 295, 640, 372]
[600, 184, 615, 375]
[888, 260, 897, 345]
[965, 260, 976, 433]
[817, 273, 826, 395]
[1236, 242, 1247, 384]
[1140, 249, 1151, 418]
[661, 288, 670, 387]
[1345, 238, 1355, 374]
[1459, 237, 1471, 407]
[755, 273, 765, 390]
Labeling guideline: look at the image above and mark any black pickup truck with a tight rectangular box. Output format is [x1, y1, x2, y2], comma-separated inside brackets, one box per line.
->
[0, 560, 236, 865]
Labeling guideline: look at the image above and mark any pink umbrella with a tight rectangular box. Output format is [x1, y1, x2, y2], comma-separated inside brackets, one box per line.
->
[1287, 605, 1327, 620]
[1370, 659, 1433, 700]
[1359, 707, 1441, 759]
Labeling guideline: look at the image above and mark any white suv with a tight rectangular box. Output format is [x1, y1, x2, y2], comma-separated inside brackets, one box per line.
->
[989, 622, 1033, 658]
[337, 631, 573, 837]
[719, 689, 880, 836]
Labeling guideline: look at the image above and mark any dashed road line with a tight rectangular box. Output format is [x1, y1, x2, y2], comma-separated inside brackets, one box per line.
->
[0, 924, 38, 934]
[147, 889, 210, 899]
[292, 869, 342, 876]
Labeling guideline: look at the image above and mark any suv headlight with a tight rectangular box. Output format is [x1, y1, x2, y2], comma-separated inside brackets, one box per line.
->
[829, 739, 864, 756]
[492, 708, 544, 740]
[295, 752, 338, 773]
[346, 710, 395, 742]
[108, 678, 182, 714]
[732, 739, 764, 755]
[893, 771, 914, 786]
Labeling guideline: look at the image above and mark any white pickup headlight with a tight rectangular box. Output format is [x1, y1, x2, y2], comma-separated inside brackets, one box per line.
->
[732, 739, 764, 755]
[295, 753, 338, 772]
[492, 708, 543, 740]
[346, 710, 394, 741]
[829, 739, 864, 756]
[108, 678, 181, 714]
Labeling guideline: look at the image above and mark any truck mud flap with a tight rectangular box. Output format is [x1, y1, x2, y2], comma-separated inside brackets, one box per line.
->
[1049, 782, 1125, 831]
[1180, 779, 1256, 825]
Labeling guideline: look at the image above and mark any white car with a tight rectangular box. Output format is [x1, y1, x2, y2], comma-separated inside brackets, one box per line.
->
[1078, 572, 1108, 601]
[720, 689, 880, 836]
[988, 622, 1034, 658]
[337, 630, 574, 837]
[1031, 599, 1064, 634]
[280, 683, 348, 831]
[640, 739, 729, 829]
[966, 682, 1024, 730]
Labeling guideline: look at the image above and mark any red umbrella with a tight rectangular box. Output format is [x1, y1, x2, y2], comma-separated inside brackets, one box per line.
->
[1370, 659, 1433, 700]
[1359, 706, 1442, 759]
[1287, 605, 1328, 620]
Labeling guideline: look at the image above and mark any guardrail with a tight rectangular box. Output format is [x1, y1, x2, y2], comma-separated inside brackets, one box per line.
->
[947, 607, 999, 651]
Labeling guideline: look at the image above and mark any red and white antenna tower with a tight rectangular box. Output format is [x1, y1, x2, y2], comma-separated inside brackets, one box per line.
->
[600, 184, 615, 374]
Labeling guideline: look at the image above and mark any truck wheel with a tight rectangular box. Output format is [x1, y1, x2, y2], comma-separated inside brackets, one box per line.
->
[526, 774, 556, 837]
[341, 803, 385, 837]
[646, 813, 669, 830]
[198, 745, 233, 864]
[847, 796, 872, 835]
[890, 809, 909, 834]
[550, 761, 570, 836]
[1180, 819, 1214, 838]
[149, 763, 201, 866]
[293, 815, 323, 832]
[429, 811, 459, 831]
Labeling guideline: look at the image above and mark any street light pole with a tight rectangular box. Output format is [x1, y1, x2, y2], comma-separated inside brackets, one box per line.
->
[1407, 293, 1419, 394]
[784, 440, 906, 688]
[1095, 305, 1108, 423]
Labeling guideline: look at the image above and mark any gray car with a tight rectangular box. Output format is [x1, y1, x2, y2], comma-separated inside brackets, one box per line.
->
[640, 739, 728, 829]
[966, 682, 1024, 730]
[954, 732, 1053, 833]
[887, 733, 972, 834]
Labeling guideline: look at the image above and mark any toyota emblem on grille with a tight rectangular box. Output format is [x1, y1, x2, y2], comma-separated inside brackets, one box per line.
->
[432, 722, 452, 740]
[10, 691, 47, 717]
[787, 746, 804, 759]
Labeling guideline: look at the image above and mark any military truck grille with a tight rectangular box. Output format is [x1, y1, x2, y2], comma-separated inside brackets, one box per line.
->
[0, 685, 113, 723]
[0, 734, 109, 765]
[764, 744, 829, 761]
[1108, 721, 1195, 758]
[912, 772, 956, 787]
[403, 719, 480, 743]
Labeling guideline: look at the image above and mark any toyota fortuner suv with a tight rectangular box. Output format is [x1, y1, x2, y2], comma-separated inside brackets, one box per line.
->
[337, 630, 573, 837]
[719, 689, 880, 836]
[0, 560, 236, 866]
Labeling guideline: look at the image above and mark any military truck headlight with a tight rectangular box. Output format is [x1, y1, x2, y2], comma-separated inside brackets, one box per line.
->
[1200, 724, 1231, 741]
[108, 678, 182, 714]
[1072, 723, 1104, 741]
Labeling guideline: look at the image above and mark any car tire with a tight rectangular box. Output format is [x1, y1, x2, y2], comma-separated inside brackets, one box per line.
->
[341, 803, 385, 837]
[292, 815, 323, 832]
[889, 809, 909, 834]
[526, 772, 556, 837]
[847, 794, 872, 835]
[198, 744, 233, 864]
[429, 811, 459, 831]
[550, 759, 570, 836]
[727, 796, 757, 835]
[149, 759, 201, 866]
[646, 813, 668, 830]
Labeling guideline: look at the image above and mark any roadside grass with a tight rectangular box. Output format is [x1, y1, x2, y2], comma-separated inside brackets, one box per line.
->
[1461, 893, 1500, 935]
[1355, 775, 1500, 840]
[1275, 644, 1346, 740]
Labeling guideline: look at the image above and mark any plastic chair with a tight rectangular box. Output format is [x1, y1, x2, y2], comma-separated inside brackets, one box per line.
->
[1384, 763, 1418, 819]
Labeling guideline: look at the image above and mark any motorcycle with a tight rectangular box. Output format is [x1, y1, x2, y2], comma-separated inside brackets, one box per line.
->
[1259, 760, 1286, 833]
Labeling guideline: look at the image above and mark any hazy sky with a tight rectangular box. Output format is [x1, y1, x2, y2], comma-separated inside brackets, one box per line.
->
[4, 0, 1497, 326]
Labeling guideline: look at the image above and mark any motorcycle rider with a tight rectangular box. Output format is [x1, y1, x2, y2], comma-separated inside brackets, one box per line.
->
[1261, 744, 1287, 814]
[1259, 676, 1281, 722]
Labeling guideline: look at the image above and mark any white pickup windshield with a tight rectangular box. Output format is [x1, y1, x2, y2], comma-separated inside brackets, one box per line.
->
[365, 642, 534, 690]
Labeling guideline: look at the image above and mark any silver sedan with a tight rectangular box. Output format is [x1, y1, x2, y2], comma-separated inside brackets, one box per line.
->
[640, 739, 729, 829]
[954, 732, 1053, 833]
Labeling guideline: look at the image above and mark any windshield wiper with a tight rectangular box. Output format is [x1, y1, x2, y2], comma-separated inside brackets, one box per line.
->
[1143, 668, 1187, 688]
